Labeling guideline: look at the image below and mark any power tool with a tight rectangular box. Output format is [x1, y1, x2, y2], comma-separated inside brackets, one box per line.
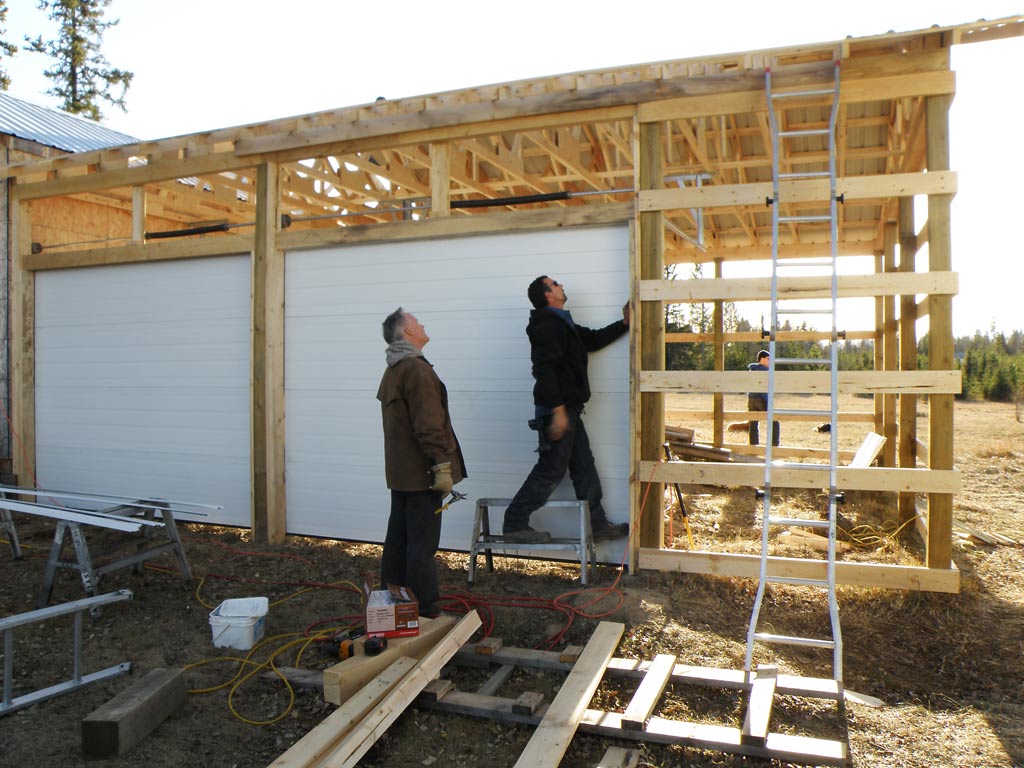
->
[320, 627, 365, 660]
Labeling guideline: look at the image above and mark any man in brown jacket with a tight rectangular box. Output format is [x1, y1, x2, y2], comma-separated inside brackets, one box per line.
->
[377, 308, 466, 618]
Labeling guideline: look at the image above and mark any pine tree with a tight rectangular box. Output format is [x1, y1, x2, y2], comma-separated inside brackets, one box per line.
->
[0, 1, 17, 90]
[25, 0, 132, 120]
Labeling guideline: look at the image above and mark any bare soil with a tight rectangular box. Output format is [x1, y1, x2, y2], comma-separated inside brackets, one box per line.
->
[1, 398, 1022, 767]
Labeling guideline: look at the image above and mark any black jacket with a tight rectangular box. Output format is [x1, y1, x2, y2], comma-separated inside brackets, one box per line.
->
[527, 308, 627, 410]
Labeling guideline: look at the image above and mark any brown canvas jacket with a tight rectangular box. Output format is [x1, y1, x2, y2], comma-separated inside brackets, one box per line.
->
[377, 356, 467, 491]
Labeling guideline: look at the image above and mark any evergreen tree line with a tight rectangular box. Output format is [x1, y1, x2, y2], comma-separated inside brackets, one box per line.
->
[0, 0, 132, 121]
[666, 294, 1023, 403]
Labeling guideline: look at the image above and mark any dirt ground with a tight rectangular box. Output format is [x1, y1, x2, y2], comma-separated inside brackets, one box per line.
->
[1, 398, 1022, 767]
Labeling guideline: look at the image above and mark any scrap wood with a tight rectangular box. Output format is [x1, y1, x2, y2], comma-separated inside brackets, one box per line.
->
[785, 528, 852, 554]
[318, 610, 482, 768]
[955, 526, 1020, 546]
[513, 621, 625, 768]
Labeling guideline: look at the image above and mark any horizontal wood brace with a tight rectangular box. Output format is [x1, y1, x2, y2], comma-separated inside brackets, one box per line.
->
[639, 171, 956, 212]
[640, 460, 961, 493]
[666, 331, 876, 343]
[641, 271, 956, 302]
[667, 409, 875, 423]
[638, 549, 960, 592]
[638, 69, 955, 122]
[278, 202, 633, 251]
[24, 234, 254, 271]
[640, 370, 962, 395]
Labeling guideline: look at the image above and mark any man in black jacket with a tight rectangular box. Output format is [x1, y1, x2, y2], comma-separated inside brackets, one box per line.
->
[501, 275, 630, 544]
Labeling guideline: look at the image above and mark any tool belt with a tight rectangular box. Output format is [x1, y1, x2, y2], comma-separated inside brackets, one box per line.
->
[527, 416, 552, 454]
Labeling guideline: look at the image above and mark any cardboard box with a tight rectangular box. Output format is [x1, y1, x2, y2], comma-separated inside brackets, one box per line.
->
[365, 584, 420, 638]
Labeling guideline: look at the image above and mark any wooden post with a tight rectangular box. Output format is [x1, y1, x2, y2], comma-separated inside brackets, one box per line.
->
[897, 198, 918, 525]
[636, 120, 665, 557]
[430, 142, 451, 218]
[925, 93, 955, 569]
[252, 162, 287, 544]
[872, 252, 884, 437]
[10, 199, 35, 483]
[713, 258, 724, 448]
[131, 186, 146, 244]
[882, 222, 898, 467]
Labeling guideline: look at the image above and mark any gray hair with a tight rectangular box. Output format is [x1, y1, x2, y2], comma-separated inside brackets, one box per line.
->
[382, 307, 407, 343]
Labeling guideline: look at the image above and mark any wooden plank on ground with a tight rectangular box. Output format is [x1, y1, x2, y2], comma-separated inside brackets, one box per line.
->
[322, 615, 456, 704]
[597, 746, 640, 767]
[81, 668, 186, 758]
[621, 653, 675, 730]
[513, 621, 624, 768]
[741, 666, 778, 746]
[321, 610, 482, 768]
[269, 656, 417, 768]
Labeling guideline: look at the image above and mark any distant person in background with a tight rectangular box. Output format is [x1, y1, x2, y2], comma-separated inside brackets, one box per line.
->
[747, 349, 780, 447]
[377, 308, 467, 619]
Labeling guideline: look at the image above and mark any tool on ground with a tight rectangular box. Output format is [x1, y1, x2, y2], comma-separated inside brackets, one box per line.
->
[434, 490, 468, 515]
[663, 443, 695, 548]
[320, 627, 365, 660]
[363, 636, 388, 656]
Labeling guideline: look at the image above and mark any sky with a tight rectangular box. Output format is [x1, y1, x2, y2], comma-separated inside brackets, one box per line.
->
[3, 0, 1022, 337]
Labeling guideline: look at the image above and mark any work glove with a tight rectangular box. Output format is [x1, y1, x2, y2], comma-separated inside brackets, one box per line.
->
[430, 462, 453, 495]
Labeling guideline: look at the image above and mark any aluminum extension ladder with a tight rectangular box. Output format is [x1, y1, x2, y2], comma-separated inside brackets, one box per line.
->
[745, 60, 844, 684]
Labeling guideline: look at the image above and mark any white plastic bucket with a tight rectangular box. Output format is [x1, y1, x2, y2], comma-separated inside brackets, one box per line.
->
[209, 596, 269, 650]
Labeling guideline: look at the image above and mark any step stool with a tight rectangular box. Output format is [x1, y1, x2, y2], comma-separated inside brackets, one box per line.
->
[467, 498, 596, 585]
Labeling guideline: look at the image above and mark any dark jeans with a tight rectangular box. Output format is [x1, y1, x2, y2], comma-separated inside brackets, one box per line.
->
[502, 409, 608, 531]
[381, 489, 443, 614]
[747, 395, 780, 447]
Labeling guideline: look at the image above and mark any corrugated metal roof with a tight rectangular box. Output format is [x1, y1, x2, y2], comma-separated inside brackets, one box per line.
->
[0, 91, 137, 153]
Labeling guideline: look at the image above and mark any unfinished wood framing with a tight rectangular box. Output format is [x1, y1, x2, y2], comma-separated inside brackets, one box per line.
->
[5, 15, 1020, 590]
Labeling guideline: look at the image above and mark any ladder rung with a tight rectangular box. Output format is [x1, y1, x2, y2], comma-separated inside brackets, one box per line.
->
[770, 88, 836, 100]
[767, 517, 830, 529]
[765, 575, 830, 587]
[776, 259, 834, 267]
[779, 171, 831, 179]
[776, 308, 833, 315]
[773, 407, 832, 416]
[773, 357, 832, 367]
[753, 632, 836, 650]
[779, 214, 833, 223]
[779, 128, 832, 137]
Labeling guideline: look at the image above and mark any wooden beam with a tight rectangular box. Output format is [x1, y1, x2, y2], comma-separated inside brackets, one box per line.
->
[622, 653, 676, 731]
[322, 615, 457, 705]
[636, 121, 665, 557]
[514, 621, 624, 767]
[925, 92, 956, 570]
[882, 224, 898, 467]
[640, 271, 956, 302]
[639, 549, 960, 593]
[640, 461, 961, 494]
[430, 142, 450, 217]
[667, 330, 875, 343]
[10, 200, 35, 482]
[667, 409, 875, 424]
[898, 197, 919, 524]
[638, 69, 955, 122]
[278, 202, 633, 252]
[741, 666, 778, 746]
[638, 171, 956, 212]
[640, 370, 961, 395]
[24, 234, 253, 271]
[251, 163, 287, 544]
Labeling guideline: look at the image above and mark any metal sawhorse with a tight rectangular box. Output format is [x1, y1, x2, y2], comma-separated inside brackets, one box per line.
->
[468, 498, 596, 585]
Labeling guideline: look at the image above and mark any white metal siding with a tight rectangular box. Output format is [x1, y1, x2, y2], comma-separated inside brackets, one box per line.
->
[285, 225, 630, 558]
[34, 256, 251, 524]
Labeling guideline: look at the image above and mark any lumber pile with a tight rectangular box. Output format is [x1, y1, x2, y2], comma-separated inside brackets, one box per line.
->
[268, 611, 480, 768]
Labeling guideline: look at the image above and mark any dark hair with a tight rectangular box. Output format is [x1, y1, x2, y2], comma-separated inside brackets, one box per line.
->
[382, 307, 406, 343]
[528, 275, 551, 309]
[757, 349, 770, 361]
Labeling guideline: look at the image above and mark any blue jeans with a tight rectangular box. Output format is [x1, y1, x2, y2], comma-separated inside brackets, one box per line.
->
[381, 489, 443, 614]
[502, 409, 608, 531]
[747, 395, 780, 446]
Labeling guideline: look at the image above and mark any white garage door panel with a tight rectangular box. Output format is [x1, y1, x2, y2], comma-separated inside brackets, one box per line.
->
[35, 257, 252, 524]
[285, 225, 630, 556]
